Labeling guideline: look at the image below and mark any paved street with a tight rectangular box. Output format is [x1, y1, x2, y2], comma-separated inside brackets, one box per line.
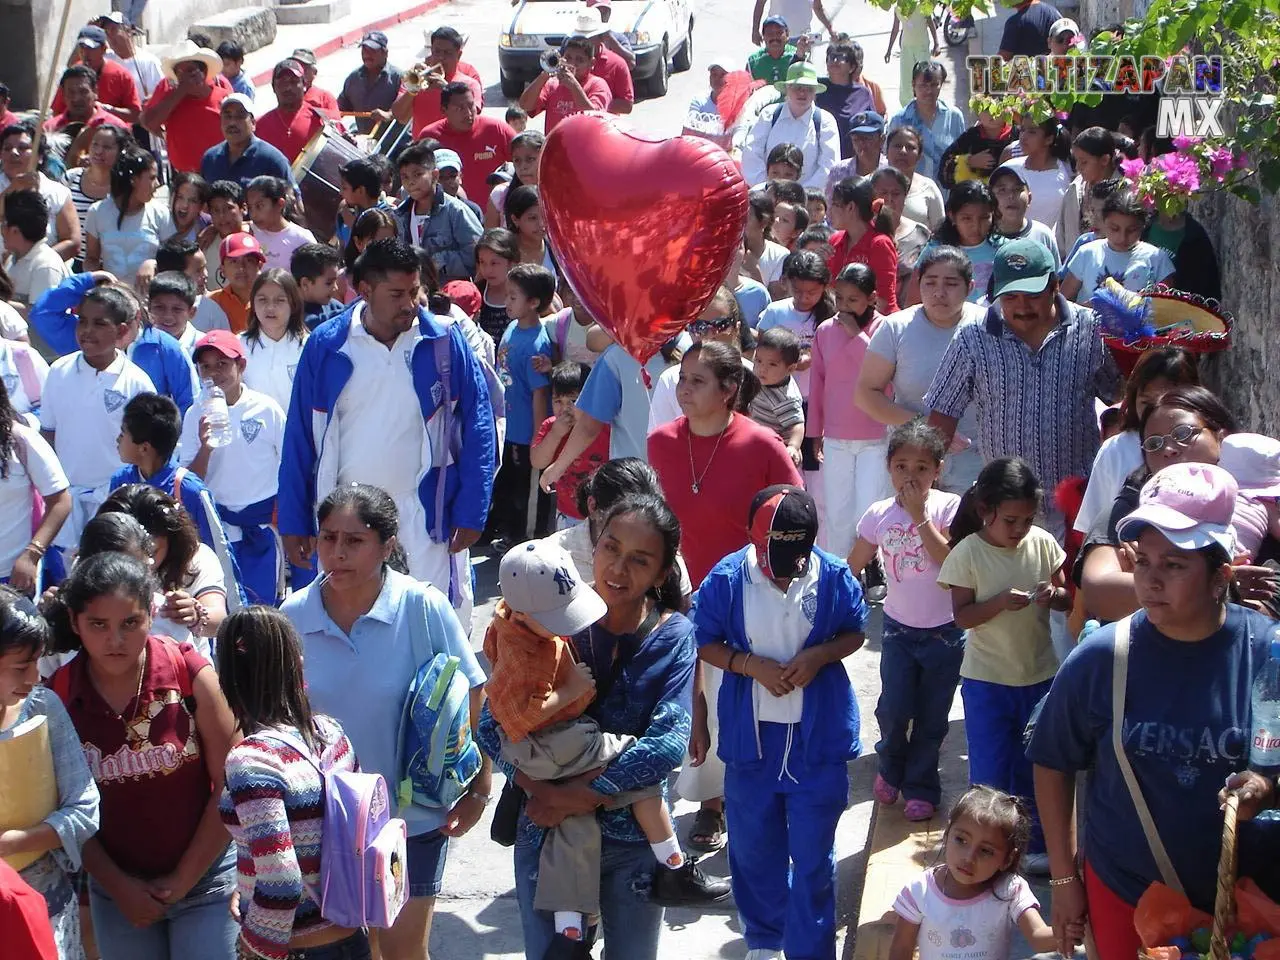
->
[242, 2, 974, 956]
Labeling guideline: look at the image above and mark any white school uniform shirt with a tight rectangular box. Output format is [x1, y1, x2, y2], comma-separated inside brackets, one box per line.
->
[742, 546, 820, 724]
[179, 386, 286, 532]
[39, 351, 154, 489]
[330, 304, 430, 500]
[0, 340, 49, 416]
[151, 544, 227, 661]
[757, 240, 791, 287]
[0, 423, 67, 575]
[4, 242, 71, 308]
[0, 301, 27, 342]
[742, 103, 840, 191]
[238, 331, 307, 415]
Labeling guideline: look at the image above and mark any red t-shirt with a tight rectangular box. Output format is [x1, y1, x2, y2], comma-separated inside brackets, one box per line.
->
[829, 227, 900, 314]
[592, 46, 634, 106]
[419, 115, 515, 208]
[43, 105, 129, 133]
[145, 75, 233, 173]
[410, 65, 484, 137]
[255, 105, 326, 163]
[52, 58, 140, 116]
[648, 413, 803, 587]
[533, 415, 611, 520]
[0, 861, 57, 960]
[305, 85, 341, 120]
[534, 74, 612, 132]
[52, 636, 213, 879]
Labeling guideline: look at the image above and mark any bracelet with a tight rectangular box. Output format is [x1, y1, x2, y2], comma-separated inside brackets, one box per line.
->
[23, 540, 45, 558]
[741, 653, 753, 674]
[467, 789, 493, 804]
[1048, 875, 1080, 887]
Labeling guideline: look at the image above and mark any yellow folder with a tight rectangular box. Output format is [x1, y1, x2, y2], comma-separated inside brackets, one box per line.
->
[0, 714, 57, 871]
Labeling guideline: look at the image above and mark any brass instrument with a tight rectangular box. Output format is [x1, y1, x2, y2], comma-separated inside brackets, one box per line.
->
[540, 49, 563, 73]
[403, 61, 446, 94]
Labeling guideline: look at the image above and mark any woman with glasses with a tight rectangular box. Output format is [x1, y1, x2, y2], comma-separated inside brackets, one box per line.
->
[647, 287, 755, 434]
[1078, 385, 1280, 622]
[887, 62, 965, 182]
[816, 38, 886, 157]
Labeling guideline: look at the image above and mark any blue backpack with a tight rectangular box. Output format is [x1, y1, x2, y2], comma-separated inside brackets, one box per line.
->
[396, 587, 482, 810]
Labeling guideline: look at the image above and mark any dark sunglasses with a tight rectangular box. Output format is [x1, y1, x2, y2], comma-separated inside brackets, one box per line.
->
[689, 317, 736, 336]
[1141, 422, 1203, 453]
[827, 53, 853, 63]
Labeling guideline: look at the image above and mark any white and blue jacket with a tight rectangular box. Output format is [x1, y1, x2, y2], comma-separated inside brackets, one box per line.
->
[693, 546, 867, 768]
[277, 304, 497, 542]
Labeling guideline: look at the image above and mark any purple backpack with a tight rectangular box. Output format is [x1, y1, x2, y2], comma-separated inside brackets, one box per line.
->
[268, 730, 408, 929]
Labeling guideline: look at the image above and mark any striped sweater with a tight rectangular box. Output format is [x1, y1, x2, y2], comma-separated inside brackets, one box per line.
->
[219, 716, 356, 960]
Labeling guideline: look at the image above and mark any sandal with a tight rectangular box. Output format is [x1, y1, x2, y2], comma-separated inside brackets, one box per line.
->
[686, 807, 727, 854]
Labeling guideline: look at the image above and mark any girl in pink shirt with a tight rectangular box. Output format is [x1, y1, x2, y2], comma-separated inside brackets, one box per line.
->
[809, 263, 890, 560]
[848, 419, 962, 821]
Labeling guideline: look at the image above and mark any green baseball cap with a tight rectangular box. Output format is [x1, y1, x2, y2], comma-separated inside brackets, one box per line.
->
[992, 238, 1055, 298]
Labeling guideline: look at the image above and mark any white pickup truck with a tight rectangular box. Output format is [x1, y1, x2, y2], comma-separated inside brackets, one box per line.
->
[498, 0, 695, 100]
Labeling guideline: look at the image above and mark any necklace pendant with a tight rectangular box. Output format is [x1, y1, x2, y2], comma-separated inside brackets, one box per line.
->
[691, 482, 700, 494]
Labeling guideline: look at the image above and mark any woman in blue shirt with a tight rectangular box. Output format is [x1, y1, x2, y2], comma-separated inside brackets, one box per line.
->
[478, 493, 701, 960]
[281, 483, 491, 960]
[1030, 462, 1278, 960]
[887, 61, 966, 183]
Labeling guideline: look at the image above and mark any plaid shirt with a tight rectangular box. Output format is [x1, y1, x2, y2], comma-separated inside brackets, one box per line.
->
[924, 295, 1120, 493]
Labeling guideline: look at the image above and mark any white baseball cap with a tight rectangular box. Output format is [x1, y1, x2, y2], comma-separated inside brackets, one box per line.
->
[499, 540, 606, 637]
[1219, 433, 1280, 499]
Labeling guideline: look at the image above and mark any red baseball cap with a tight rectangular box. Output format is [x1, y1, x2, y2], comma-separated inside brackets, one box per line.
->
[442, 280, 482, 317]
[194, 330, 246, 361]
[220, 232, 265, 262]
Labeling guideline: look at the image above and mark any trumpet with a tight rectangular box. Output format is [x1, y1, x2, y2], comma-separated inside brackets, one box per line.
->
[540, 49, 563, 73]
[403, 61, 446, 93]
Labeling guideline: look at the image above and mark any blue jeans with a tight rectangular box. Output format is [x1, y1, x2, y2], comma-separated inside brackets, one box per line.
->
[961, 677, 1054, 854]
[405, 829, 449, 898]
[514, 835, 663, 960]
[89, 847, 237, 960]
[874, 616, 965, 805]
[725, 722, 848, 960]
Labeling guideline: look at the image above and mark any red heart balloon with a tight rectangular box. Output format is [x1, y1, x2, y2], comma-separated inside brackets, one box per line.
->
[540, 113, 749, 366]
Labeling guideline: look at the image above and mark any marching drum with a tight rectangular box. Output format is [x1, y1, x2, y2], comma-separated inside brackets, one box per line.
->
[292, 124, 365, 243]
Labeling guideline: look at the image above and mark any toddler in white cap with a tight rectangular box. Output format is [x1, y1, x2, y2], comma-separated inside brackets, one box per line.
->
[1217, 433, 1280, 561]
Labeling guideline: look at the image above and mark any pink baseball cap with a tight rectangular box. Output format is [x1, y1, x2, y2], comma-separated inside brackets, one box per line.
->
[1218, 433, 1280, 499]
[442, 280, 482, 317]
[1116, 462, 1239, 553]
[220, 232, 265, 262]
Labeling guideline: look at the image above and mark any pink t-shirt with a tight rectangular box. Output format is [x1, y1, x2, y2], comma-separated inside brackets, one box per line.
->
[1232, 493, 1271, 561]
[857, 489, 962, 629]
[252, 221, 317, 272]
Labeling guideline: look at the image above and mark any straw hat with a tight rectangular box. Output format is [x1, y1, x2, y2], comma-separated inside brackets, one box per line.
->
[161, 40, 224, 83]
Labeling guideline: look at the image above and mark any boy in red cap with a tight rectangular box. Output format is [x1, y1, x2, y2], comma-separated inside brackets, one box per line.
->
[179, 329, 287, 604]
[207, 233, 265, 334]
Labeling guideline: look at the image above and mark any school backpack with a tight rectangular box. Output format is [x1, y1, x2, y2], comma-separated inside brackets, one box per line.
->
[265, 729, 408, 930]
[770, 101, 825, 140]
[397, 651, 482, 810]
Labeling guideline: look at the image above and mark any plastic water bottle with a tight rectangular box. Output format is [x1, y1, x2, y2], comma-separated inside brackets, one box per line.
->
[200, 379, 233, 449]
[1249, 631, 1280, 820]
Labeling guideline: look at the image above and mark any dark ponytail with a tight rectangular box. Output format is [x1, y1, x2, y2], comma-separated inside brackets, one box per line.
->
[831, 176, 894, 236]
[948, 458, 1044, 547]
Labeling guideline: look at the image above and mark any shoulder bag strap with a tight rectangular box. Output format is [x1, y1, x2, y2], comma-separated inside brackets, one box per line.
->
[432, 334, 453, 545]
[1111, 615, 1185, 894]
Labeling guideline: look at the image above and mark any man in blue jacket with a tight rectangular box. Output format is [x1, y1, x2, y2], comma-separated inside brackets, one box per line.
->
[693, 485, 867, 960]
[278, 238, 496, 621]
[392, 140, 483, 281]
[29, 272, 200, 415]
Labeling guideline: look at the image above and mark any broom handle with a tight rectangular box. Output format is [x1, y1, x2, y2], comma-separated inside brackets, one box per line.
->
[1210, 792, 1240, 960]
[30, 0, 78, 174]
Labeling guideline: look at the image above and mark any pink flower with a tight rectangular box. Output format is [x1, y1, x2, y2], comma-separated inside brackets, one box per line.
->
[1120, 157, 1148, 181]
[1172, 134, 1204, 151]
[1154, 152, 1201, 194]
[1055, 110, 1069, 120]
[1234, 151, 1250, 171]
[1207, 145, 1236, 181]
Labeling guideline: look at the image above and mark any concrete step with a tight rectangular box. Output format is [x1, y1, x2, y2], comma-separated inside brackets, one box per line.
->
[273, 0, 355, 26]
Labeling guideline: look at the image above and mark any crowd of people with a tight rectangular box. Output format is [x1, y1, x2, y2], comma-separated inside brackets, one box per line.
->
[0, 2, 1275, 960]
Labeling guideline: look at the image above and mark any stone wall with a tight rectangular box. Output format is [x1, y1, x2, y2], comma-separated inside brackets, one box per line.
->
[129, 0, 271, 46]
[1077, 0, 1280, 433]
[0, 0, 106, 109]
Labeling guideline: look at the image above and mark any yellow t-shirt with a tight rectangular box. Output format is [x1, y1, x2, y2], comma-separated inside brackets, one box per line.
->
[937, 526, 1066, 687]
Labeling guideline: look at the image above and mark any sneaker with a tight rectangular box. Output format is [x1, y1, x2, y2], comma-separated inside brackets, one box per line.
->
[903, 799, 936, 822]
[873, 774, 899, 805]
[542, 932, 593, 959]
[1021, 852, 1051, 876]
[746, 950, 782, 960]
[650, 861, 732, 906]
